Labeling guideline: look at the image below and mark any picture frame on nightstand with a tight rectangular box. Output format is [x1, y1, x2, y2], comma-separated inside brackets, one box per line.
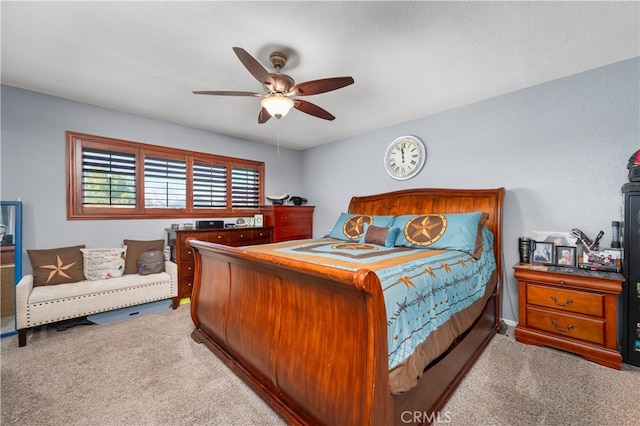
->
[555, 245, 576, 267]
[531, 241, 554, 265]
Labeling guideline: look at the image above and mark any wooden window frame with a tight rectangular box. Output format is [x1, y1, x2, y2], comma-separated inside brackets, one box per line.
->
[67, 131, 265, 220]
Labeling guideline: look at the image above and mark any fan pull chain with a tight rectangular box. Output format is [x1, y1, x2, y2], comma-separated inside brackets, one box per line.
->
[276, 119, 280, 155]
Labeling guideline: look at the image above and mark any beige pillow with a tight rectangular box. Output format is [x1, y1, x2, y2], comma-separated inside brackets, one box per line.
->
[123, 239, 164, 274]
[27, 245, 86, 286]
[81, 247, 127, 281]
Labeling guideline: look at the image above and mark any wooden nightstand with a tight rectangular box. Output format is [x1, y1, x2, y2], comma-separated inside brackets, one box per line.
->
[513, 263, 624, 369]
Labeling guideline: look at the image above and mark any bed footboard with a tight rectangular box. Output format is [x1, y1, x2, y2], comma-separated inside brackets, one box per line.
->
[188, 239, 394, 425]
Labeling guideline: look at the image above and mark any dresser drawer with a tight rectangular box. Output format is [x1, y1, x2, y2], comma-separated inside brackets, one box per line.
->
[204, 231, 233, 244]
[526, 284, 604, 317]
[275, 211, 313, 225]
[180, 260, 195, 278]
[274, 224, 311, 241]
[179, 245, 196, 261]
[248, 228, 272, 244]
[178, 275, 194, 296]
[526, 306, 605, 345]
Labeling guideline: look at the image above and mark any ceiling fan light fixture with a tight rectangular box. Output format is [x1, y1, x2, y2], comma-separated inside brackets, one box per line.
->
[261, 95, 294, 119]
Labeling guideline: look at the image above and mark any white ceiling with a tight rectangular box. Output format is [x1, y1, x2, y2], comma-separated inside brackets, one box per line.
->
[2, 1, 638, 150]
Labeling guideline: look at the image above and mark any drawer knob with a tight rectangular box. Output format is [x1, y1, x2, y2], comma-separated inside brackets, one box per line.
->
[559, 279, 565, 285]
[550, 295, 573, 307]
[551, 320, 574, 333]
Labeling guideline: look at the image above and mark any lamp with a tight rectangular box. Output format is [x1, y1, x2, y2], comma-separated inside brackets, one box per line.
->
[260, 95, 294, 119]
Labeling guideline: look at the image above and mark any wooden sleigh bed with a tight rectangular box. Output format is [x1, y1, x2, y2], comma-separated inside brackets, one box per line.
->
[188, 187, 504, 425]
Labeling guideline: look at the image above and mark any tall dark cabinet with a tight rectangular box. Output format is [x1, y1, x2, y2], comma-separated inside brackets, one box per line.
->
[622, 183, 640, 366]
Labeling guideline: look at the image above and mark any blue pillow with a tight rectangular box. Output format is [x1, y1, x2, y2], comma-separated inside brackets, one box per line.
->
[327, 213, 395, 241]
[357, 224, 401, 248]
[392, 212, 484, 254]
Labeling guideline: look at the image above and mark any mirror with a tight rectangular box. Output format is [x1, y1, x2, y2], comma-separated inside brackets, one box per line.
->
[1, 201, 22, 338]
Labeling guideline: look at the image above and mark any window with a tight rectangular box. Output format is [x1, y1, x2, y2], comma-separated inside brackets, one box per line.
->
[67, 131, 264, 219]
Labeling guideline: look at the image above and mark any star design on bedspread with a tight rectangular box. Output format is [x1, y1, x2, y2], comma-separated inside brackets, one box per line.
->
[424, 267, 436, 277]
[403, 215, 447, 246]
[398, 276, 415, 288]
[441, 263, 452, 273]
[40, 255, 78, 283]
[343, 215, 372, 239]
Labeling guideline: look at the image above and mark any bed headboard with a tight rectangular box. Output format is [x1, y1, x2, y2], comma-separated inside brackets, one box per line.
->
[348, 187, 505, 281]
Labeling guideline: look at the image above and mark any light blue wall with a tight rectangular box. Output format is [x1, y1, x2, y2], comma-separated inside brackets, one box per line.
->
[2, 58, 639, 323]
[0, 85, 302, 275]
[301, 57, 640, 323]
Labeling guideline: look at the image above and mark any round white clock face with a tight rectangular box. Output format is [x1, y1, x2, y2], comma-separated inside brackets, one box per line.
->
[383, 136, 426, 180]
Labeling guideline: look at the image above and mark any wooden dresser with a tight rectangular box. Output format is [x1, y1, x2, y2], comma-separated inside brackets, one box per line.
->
[513, 263, 623, 369]
[166, 227, 272, 302]
[260, 205, 314, 242]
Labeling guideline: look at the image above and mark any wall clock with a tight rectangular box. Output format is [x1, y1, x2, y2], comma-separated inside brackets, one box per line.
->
[383, 135, 426, 180]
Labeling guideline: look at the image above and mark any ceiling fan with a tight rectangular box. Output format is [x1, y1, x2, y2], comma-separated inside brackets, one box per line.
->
[193, 47, 354, 123]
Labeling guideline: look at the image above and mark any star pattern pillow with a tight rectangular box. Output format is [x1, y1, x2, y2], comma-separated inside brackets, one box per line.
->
[327, 213, 395, 241]
[27, 245, 86, 286]
[392, 212, 485, 256]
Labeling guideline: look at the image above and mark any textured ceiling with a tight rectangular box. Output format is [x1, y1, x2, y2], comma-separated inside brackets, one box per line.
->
[1, 1, 638, 150]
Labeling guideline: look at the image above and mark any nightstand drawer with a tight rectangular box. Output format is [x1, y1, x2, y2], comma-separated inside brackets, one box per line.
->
[526, 306, 605, 345]
[526, 284, 604, 317]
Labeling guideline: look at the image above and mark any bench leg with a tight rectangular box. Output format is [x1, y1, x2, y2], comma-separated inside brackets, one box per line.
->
[18, 329, 26, 347]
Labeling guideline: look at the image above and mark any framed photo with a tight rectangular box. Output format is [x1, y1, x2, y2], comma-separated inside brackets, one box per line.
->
[555, 245, 576, 267]
[532, 241, 554, 265]
[532, 231, 577, 247]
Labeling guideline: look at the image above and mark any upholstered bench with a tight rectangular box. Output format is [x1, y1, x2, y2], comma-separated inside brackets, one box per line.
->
[16, 240, 178, 346]
[16, 261, 177, 346]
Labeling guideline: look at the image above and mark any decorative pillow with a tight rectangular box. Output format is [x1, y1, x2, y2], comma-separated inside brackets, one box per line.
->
[80, 247, 127, 281]
[137, 250, 166, 275]
[327, 213, 395, 241]
[123, 239, 165, 274]
[473, 213, 490, 258]
[27, 245, 86, 286]
[392, 212, 484, 256]
[358, 224, 401, 248]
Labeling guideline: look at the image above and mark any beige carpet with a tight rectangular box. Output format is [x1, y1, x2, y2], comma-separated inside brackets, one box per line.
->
[1, 306, 639, 425]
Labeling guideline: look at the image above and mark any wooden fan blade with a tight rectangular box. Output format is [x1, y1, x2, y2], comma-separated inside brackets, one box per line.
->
[193, 90, 262, 97]
[289, 76, 354, 96]
[293, 99, 335, 121]
[258, 107, 271, 124]
[232, 47, 275, 88]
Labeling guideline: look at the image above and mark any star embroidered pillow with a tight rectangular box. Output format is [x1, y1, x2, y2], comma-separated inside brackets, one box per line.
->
[27, 245, 86, 286]
[392, 212, 484, 256]
[327, 213, 395, 241]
